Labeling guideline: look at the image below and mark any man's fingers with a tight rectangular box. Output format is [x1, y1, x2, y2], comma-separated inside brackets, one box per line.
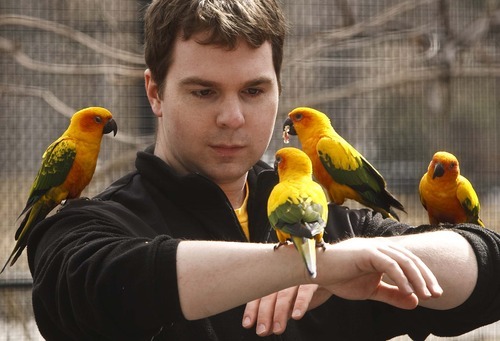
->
[242, 298, 260, 329]
[242, 285, 318, 336]
[388, 244, 443, 297]
[291, 284, 317, 319]
[255, 293, 278, 336]
[271, 286, 298, 334]
[370, 281, 419, 309]
[375, 243, 442, 300]
[243, 294, 279, 336]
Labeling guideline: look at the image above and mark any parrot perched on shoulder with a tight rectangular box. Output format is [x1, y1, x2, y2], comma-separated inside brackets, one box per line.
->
[267, 147, 328, 278]
[1, 107, 117, 274]
[419, 151, 484, 227]
[283, 106, 405, 220]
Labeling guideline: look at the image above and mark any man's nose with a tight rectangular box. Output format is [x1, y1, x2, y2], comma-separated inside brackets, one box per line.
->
[216, 95, 245, 128]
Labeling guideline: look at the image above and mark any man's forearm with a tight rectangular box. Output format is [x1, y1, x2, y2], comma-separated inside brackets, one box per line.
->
[176, 241, 305, 320]
[176, 237, 443, 320]
[392, 230, 477, 310]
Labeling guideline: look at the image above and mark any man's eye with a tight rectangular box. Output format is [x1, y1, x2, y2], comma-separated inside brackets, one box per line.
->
[192, 89, 213, 97]
[245, 88, 263, 96]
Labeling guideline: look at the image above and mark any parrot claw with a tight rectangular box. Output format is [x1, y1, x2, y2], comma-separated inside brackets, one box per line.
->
[316, 240, 326, 251]
[273, 241, 289, 250]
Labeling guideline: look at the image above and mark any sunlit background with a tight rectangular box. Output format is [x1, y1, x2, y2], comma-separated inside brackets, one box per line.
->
[1, 0, 499, 339]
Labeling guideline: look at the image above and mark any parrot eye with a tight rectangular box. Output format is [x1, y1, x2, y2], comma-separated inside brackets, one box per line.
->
[294, 113, 303, 121]
[94, 116, 102, 124]
[274, 155, 282, 170]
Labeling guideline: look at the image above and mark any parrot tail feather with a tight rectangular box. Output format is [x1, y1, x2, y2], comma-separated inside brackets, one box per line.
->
[1, 203, 54, 275]
[475, 217, 485, 227]
[388, 208, 401, 221]
[385, 191, 407, 214]
[292, 236, 317, 278]
[0, 253, 14, 274]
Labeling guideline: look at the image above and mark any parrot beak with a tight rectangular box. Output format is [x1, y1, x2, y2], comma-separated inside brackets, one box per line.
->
[103, 118, 118, 136]
[282, 118, 296, 144]
[282, 118, 296, 135]
[273, 155, 282, 174]
[432, 162, 445, 179]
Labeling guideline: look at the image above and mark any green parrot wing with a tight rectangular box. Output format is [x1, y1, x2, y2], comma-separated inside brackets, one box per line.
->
[268, 196, 325, 239]
[456, 176, 481, 221]
[20, 137, 77, 217]
[317, 136, 387, 203]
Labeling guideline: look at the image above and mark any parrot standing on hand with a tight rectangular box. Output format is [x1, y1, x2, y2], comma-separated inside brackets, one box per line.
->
[1, 107, 118, 274]
[283, 106, 405, 220]
[267, 147, 328, 278]
[419, 151, 484, 227]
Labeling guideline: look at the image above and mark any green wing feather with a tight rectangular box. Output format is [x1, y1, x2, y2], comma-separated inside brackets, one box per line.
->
[1, 138, 77, 273]
[19, 138, 76, 219]
[457, 177, 483, 226]
[317, 138, 385, 195]
[269, 198, 325, 239]
[317, 136, 405, 216]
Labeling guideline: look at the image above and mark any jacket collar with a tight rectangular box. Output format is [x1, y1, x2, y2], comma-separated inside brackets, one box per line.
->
[136, 146, 278, 242]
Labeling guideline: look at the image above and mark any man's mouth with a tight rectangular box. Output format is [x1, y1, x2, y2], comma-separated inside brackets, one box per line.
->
[211, 144, 245, 157]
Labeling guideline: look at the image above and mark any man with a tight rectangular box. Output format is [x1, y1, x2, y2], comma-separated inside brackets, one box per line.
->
[27, 0, 500, 340]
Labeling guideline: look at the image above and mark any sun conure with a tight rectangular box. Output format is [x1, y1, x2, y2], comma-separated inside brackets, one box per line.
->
[283, 107, 405, 220]
[1, 107, 117, 274]
[267, 147, 328, 278]
[419, 151, 484, 227]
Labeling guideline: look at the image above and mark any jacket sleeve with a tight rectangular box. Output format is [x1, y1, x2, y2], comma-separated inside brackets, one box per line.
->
[27, 198, 183, 341]
[327, 205, 500, 339]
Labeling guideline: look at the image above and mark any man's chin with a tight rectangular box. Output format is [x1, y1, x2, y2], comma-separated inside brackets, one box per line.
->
[202, 164, 251, 184]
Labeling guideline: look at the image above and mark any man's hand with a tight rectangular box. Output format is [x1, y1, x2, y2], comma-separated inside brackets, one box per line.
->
[242, 284, 332, 336]
[317, 237, 443, 309]
[242, 237, 443, 336]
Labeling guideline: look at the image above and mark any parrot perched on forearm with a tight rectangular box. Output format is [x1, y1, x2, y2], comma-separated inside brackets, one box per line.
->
[419, 151, 484, 227]
[268, 147, 328, 278]
[283, 107, 405, 220]
[1, 107, 117, 274]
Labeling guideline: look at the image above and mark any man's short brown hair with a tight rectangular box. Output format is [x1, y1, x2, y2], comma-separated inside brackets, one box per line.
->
[144, 0, 287, 96]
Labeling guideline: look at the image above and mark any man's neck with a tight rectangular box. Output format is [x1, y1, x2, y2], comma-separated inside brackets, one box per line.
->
[219, 177, 247, 209]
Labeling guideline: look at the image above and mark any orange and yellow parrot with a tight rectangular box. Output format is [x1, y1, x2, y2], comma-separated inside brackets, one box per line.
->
[1, 107, 117, 274]
[283, 107, 405, 220]
[268, 147, 328, 278]
[419, 151, 484, 227]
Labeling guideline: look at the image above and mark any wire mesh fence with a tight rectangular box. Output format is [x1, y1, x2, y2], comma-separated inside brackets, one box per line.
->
[1, 0, 499, 339]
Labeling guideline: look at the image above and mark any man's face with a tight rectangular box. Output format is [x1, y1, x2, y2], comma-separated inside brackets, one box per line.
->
[146, 33, 279, 186]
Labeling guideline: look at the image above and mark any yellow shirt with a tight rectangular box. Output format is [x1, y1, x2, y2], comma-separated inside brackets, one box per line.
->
[234, 182, 250, 240]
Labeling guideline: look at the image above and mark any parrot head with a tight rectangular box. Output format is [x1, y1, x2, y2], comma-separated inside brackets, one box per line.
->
[282, 107, 334, 144]
[428, 151, 460, 180]
[69, 107, 118, 141]
[274, 147, 313, 181]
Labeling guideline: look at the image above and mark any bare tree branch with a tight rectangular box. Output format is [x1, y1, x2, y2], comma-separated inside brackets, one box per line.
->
[0, 83, 153, 147]
[288, 0, 437, 65]
[280, 65, 500, 110]
[0, 37, 144, 77]
[0, 14, 144, 65]
[335, 0, 355, 27]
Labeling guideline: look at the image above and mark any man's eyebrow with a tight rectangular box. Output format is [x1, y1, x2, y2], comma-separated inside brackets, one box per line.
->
[244, 77, 275, 87]
[179, 77, 216, 87]
[179, 76, 275, 88]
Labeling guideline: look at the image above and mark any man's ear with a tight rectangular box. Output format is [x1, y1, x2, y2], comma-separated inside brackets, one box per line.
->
[144, 69, 162, 117]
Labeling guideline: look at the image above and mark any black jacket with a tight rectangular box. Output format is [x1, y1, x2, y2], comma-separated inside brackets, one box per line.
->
[28, 149, 500, 340]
